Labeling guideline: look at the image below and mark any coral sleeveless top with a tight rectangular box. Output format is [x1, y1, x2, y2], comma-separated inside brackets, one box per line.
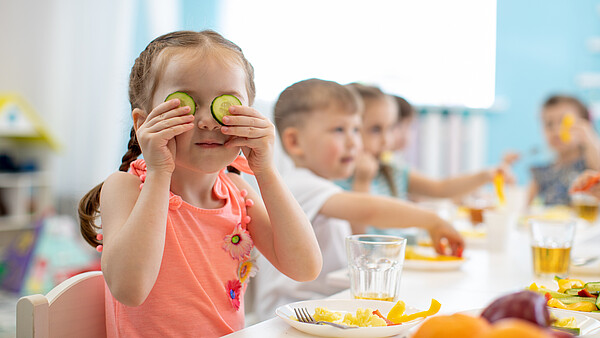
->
[104, 157, 257, 337]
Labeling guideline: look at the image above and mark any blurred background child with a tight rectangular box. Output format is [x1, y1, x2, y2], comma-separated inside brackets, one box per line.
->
[337, 83, 513, 204]
[253, 78, 463, 321]
[528, 95, 600, 206]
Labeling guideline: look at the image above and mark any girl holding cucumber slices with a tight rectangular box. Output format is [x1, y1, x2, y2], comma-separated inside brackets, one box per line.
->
[78, 30, 321, 337]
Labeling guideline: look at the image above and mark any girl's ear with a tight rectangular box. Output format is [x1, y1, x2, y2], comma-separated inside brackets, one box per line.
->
[132, 108, 147, 131]
[281, 127, 304, 157]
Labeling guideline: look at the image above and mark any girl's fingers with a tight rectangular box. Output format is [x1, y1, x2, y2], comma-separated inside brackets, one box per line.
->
[144, 114, 195, 133]
[228, 105, 263, 118]
[221, 125, 271, 139]
[145, 106, 191, 128]
[146, 99, 184, 121]
[222, 114, 269, 128]
[224, 136, 270, 149]
[154, 122, 195, 140]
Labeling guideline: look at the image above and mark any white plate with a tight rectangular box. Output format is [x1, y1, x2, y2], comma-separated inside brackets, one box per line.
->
[460, 308, 600, 336]
[276, 299, 424, 338]
[404, 258, 466, 271]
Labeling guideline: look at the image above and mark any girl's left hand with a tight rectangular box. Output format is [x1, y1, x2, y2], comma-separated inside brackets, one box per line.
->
[571, 118, 599, 147]
[221, 105, 275, 175]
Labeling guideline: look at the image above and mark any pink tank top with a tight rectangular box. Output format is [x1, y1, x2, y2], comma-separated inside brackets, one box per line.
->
[104, 157, 256, 337]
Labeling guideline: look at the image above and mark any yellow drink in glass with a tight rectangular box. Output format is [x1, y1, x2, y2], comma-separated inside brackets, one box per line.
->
[531, 246, 571, 276]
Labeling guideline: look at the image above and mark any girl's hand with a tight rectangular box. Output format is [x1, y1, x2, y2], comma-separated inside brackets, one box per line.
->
[354, 152, 379, 184]
[428, 219, 464, 257]
[570, 170, 600, 198]
[135, 99, 195, 174]
[571, 118, 599, 148]
[221, 106, 275, 175]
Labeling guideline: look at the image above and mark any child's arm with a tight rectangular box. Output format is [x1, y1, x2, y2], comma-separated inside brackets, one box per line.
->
[320, 191, 464, 255]
[573, 119, 600, 170]
[221, 105, 322, 282]
[407, 170, 495, 198]
[101, 100, 195, 306]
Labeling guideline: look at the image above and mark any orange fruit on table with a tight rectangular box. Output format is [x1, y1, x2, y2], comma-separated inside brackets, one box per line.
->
[412, 314, 491, 338]
[481, 318, 550, 338]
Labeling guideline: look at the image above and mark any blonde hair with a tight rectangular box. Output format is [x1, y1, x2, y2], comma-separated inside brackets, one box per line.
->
[274, 78, 362, 138]
[79, 30, 255, 248]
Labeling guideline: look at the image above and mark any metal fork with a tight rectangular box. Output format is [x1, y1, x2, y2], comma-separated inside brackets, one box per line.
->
[293, 307, 357, 329]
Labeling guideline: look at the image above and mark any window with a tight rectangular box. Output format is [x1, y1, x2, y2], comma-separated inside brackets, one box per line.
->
[218, 0, 496, 108]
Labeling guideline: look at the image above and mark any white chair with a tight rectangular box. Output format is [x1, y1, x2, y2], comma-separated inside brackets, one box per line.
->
[16, 271, 105, 338]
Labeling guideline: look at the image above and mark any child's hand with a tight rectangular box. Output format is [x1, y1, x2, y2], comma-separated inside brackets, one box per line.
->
[135, 99, 195, 174]
[221, 105, 275, 175]
[354, 152, 379, 184]
[570, 170, 600, 198]
[570, 118, 599, 147]
[428, 219, 464, 257]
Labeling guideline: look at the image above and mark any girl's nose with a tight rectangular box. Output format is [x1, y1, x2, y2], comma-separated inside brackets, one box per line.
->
[196, 108, 221, 131]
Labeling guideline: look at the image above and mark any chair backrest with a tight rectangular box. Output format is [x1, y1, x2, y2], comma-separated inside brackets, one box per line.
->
[16, 271, 105, 338]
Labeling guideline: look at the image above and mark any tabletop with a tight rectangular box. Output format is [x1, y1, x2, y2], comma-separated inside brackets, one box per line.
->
[224, 216, 600, 337]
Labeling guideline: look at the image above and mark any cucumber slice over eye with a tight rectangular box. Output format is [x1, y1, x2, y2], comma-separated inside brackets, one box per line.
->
[165, 92, 196, 115]
[211, 94, 241, 125]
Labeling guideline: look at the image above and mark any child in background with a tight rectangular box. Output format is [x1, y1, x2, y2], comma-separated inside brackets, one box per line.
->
[338, 84, 511, 204]
[253, 78, 463, 321]
[78, 30, 321, 337]
[529, 95, 600, 205]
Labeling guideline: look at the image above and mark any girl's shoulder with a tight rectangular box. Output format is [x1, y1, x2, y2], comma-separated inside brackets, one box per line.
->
[101, 171, 141, 197]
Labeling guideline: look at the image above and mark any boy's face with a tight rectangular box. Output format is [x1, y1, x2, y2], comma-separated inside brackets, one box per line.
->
[293, 106, 362, 180]
[361, 96, 398, 159]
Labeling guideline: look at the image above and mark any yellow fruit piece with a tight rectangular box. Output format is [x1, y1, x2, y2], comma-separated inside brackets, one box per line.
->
[557, 278, 584, 293]
[494, 172, 505, 206]
[380, 151, 393, 164]
[386, 300, 406, 322]
[405, 246, 463, 261]
[554, 316, 577, 329]
[559, 114, 575, 143]
[389, 299, 441, 324]
[342, 308, 387, 327]
[313, 307, 343, 322]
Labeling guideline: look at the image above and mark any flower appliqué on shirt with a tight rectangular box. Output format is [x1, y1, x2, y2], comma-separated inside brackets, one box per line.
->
[223, 223, 253, 260]
[237, 258, 258, 284]
[226, 279, 242, 310]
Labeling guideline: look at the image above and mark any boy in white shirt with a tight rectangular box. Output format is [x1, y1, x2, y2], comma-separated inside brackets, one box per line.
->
[253, 78, 463, 320]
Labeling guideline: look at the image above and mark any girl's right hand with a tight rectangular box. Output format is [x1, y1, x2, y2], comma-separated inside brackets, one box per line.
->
[570, 170, 600, 197]
[135, 99, 195, 174]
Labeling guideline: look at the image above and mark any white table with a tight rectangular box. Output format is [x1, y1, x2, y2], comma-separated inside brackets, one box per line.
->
[224, 223, 600, 337]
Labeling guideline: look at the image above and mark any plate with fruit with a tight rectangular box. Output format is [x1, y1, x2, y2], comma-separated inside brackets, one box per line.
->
[415, 291, 600, 337]
[276, 298, 440, 337]
[527, 277, 600, 321]
[403, 245, 466, 271]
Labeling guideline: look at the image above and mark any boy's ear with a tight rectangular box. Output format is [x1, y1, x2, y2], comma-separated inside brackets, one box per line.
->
[132, 108, 147, 131]
[281, 127, 304, 157]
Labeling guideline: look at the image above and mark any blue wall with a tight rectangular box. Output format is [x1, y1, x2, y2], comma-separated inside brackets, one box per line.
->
[490, 0, 600, 184]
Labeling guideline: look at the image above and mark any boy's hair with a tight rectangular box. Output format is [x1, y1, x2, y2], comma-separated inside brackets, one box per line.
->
[393, 95, 415, 121]
[543, 95, 590, 121]
[273, 78, 362, 138]
[79, 30, 255, 249]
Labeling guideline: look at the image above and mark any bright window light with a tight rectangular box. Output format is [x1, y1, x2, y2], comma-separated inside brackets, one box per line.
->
[218, 0, 496, 108]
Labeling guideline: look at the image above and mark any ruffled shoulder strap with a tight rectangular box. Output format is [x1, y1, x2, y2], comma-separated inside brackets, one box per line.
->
[128, 159, 146, 178]
[229, 155, 254, 175]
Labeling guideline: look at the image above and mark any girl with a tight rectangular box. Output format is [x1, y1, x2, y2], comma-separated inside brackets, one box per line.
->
[529, 95, 600, 205]
[78, 30, 321, 337]
[339, 83, 510, 201]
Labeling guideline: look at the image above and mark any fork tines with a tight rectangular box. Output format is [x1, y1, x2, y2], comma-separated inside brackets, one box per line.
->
[293, 307, 314, 323]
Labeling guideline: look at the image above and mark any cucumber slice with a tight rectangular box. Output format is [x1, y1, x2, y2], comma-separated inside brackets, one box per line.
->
[551, 326, 581, 336]
[211, 94, 241, 125]
[165, 92, 196, 115]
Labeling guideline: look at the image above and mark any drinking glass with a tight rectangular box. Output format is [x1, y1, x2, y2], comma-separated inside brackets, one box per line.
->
[529, 219, 576, 278]
[345, 235, 406, 301]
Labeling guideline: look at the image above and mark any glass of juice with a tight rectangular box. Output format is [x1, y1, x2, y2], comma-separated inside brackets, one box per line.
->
[345, 235, 406, 301]
[571, 193, 599, 223]
[529, 218, 576, 278]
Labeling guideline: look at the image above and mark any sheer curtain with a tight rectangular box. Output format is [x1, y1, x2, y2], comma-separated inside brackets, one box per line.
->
[0, 0, 182, 210]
